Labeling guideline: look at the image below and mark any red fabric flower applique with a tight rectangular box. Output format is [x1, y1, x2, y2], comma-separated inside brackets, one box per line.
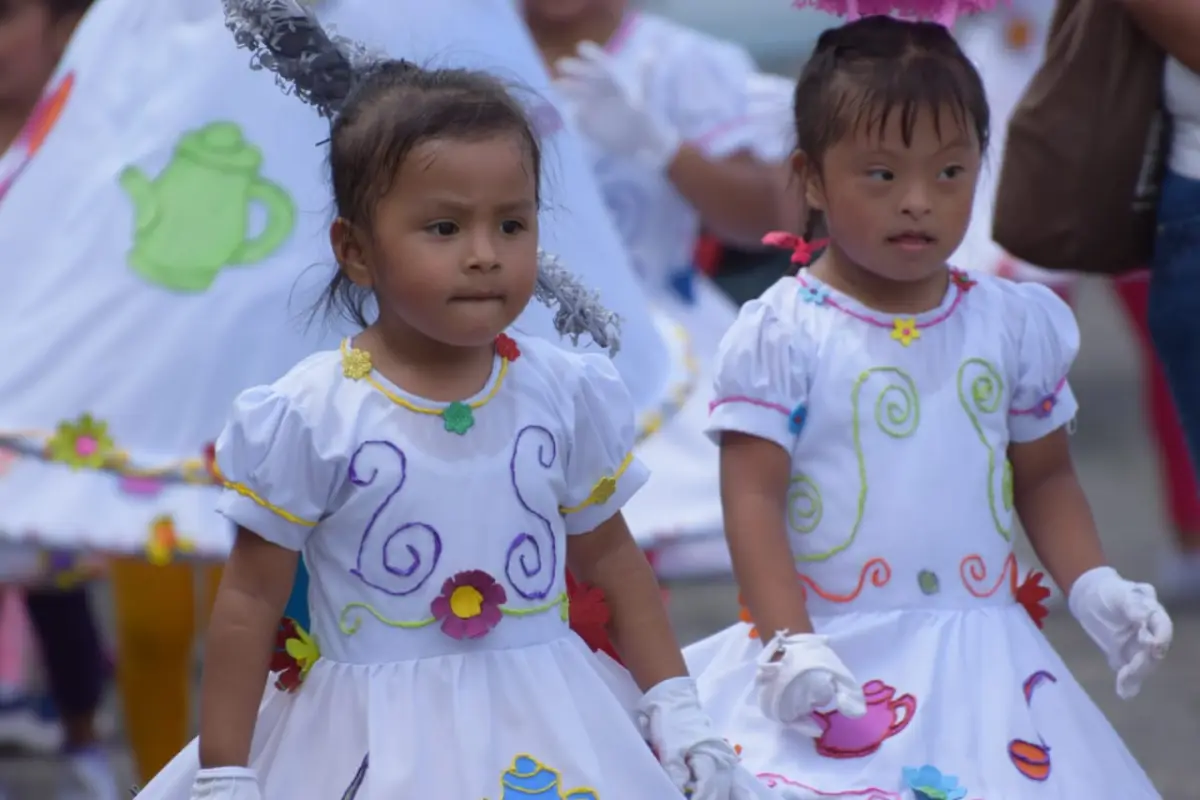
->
[494, 333, 521, 361]
[761, 231, 829, 265]
[949, 268, 977, 292]
[271, 617, 320, 693]
[567, 571, 623, 665]
[737, 593, 759, 639]
[203, 442, 219, 482]
[1015, 570, 1052, 629]
[431, 570, 507, 640]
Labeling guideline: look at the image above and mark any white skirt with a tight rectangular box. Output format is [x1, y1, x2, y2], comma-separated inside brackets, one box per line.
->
[685, 604, 1159, 799]
[136, 635, 686, 798]
[627, 276, 736, 580]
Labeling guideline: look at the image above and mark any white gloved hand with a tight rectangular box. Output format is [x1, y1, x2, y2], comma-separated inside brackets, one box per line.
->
[637, 676, 757, 800]
[1068, 566, 1172, 699]
[554, 41, 681, 171]
[755, 632, 865, 736]
[189, 766, 263, 800]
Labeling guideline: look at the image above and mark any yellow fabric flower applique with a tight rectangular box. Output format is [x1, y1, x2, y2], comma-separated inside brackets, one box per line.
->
[342, 346, 373, 380]
[890, 317, 921, 347]
[145, 514, 195, 566]
[46, 413, 115, 469]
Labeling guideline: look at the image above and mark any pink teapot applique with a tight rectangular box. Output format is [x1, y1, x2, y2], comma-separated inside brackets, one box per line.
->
[813, 679, 916, 759]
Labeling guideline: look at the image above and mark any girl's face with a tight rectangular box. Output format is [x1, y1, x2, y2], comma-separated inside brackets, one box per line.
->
[339, 132, 540, 350]
[803, 104, 981, 285]
[0, 0, 74, 107]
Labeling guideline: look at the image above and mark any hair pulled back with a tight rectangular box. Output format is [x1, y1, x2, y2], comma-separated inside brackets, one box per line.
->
[792, 15, 989, 241]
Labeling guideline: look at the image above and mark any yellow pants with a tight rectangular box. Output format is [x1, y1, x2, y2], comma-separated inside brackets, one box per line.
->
[110, 559, 222, 783]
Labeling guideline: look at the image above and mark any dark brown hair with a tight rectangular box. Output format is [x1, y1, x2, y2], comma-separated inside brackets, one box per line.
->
[323, 61, 542, 326]
[792, 15, 989, 244]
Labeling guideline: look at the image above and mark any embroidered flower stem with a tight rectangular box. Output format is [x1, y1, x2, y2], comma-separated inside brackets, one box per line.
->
[956, 358, 1012, 541]
[795, 367, 919, 563]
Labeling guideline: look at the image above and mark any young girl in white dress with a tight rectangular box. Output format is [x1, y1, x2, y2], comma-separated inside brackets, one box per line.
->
[134, 2, 768, 798]
[684, 16, 1174, 800]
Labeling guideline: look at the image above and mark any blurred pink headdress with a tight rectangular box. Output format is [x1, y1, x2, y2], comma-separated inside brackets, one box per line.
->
[793, 0, 1005, 28]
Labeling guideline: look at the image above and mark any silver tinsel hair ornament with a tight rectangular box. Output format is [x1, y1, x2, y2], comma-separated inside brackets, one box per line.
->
[222, 0, 622, 354]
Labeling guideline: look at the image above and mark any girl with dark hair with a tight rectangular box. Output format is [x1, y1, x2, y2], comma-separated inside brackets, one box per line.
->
[133, 2, 768, 798]
[685, 16, 1169, 798]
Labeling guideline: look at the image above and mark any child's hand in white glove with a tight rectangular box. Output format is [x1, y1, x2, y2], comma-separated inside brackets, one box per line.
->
[554, 41, 680, 171]
[638, 676, 765, 799]
[1068, 566, 1172, 699]
[189, 766, 263, 800]
[755, 632, 865, 736]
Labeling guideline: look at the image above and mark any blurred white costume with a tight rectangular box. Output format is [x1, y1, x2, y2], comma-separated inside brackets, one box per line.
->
[0, 0, 685, 581]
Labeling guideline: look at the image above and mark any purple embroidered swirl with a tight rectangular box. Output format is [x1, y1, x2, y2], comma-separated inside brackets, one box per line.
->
[348, 441, 442, 596]
[505, 425, 558, 600]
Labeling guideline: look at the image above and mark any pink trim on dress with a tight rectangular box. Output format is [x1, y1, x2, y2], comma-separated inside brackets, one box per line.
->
[709, 396, 791, 415]
[1011, 376, 1069, 417]
[796, 274, 966, 333]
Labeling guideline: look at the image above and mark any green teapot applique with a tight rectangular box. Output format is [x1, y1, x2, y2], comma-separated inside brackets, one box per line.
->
[120, 121, 296, 293]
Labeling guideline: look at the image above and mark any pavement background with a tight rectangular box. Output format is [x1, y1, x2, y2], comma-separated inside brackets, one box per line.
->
[0, 278, 1197, 798]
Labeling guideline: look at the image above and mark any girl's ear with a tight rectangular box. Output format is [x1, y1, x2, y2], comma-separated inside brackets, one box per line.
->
[330, 218, 372, 288]
[792, 150, 826, 214]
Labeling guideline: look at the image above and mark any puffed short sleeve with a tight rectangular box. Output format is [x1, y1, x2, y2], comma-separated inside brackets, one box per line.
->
[662, 35, 757, 158]
[706, 297, 809, 453]
[1008, 283, 1081, 442]
[213, 386, 341, 551]
[561, 354, 650, 535]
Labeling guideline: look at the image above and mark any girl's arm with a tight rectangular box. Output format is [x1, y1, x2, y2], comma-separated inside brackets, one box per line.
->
[721, 431, 813, 644]
[1118, 0, 1200, 74]
[197, 527, 299, 768]
[567, 511, 684, 691]
[1009, 428, 1106, 594]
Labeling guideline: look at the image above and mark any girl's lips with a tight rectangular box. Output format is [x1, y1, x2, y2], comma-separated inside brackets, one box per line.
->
[887, 233, 936, 251]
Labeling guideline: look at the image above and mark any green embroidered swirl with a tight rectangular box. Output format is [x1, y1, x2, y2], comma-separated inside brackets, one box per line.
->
[787, 474, 822, 534]
[795, 366, 919, 562]
[957, 358, 1012, 540]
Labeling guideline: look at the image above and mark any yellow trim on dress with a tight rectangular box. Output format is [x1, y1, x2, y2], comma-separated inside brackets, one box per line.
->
[339, 339, 508, 416]
[559, 452, 634, 515]
[211, 459, 316, 528]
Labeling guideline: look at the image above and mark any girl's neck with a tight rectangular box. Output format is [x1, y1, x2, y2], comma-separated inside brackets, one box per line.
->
[529, 6, 627, 72]
[809, 244, 948, 315]
[357, 323, 497, 403]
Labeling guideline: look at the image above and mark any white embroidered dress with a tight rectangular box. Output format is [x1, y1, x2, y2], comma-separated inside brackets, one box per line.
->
[684, 272, 1159, 799]
[135, 334, 684, 799]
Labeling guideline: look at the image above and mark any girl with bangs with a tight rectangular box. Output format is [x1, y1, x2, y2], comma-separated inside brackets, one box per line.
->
[685, 15, 1170, 799]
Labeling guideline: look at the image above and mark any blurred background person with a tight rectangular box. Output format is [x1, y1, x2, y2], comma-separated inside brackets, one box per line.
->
[1118, 0, 1200, 598]
[0, 2, 118, 797]
[523, 0, 787, 580]
[953, 0, 1200, 601]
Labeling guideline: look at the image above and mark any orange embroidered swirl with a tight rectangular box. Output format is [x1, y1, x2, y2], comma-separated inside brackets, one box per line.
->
[798, 557, 892, 603]
[959, 552, 1018, 598]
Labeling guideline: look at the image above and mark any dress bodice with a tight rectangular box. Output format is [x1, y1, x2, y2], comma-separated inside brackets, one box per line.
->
[213, 334, 647, 664]
[706, 271, 1079, 616]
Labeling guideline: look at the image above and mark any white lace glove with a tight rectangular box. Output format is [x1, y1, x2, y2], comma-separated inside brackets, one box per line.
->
[554, 41, 681, 171]
[1068, 566, 1172, 699]
[637, 676, 757, 800]
[189, 767, 263, 800]
[755, 632, 866, 736]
